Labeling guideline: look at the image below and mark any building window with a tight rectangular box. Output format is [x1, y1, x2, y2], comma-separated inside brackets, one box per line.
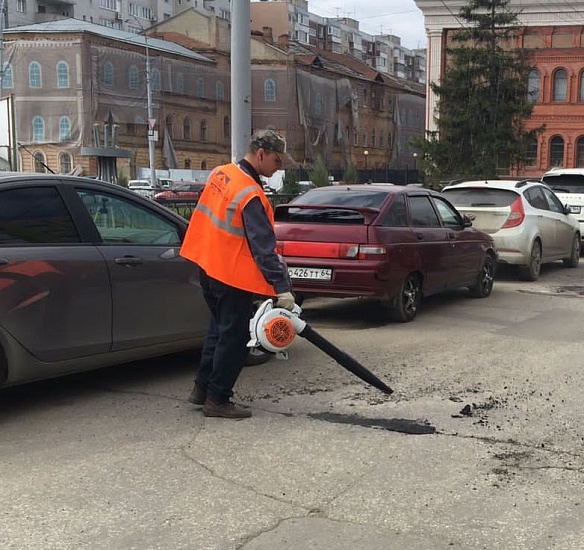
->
[59, 116, 71, 141]
[553, 69, 567, 102]
[196, 77, 205, 98]
[549, 136, 564, 167]
[264, 79, 276, 102]
[577, 137, 584, 167]
[185, 158, 191, 169]
[200, 120, 207, 142]
[129, 65, 139, 89]
[32, 116, 45, 142]
[183, 117, 191, 139]
[527, 69, 540, 103]
[372, 129, 376, 147]
[345, 126, 350, 142]
[579, 71, 584, 102]
[165, 115, 173, 138]
[314, 93, 323, 115]
[17, 0, 26, 12]
[525, 136, 537, 166]
[216, 81, 224, 101]
[34, 151, 46, 173]
[362, 132, 367, 147]
[353, 129, 358, 146]
[223, 116, 230, 138]
[29, 62, 42, 88]
[2, 63, 13, 89]
[127, 123, 136, 136]
[151, 69, 161, 91]
[177, 73, 184, 94]
[57, 61, 69, 88]
[59, 152, 72, 173]
[201, 160, 207, 170]
[103, 61, 114, 86]
[379, 132, 384, 147]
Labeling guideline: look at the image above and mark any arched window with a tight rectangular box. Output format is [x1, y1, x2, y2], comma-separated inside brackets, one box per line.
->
[201, 160, 207, 170]
[129, 65, 139, 90]
[2, 63, 13, 89]
[527, 69, 540, 102]
[59, 116, 71, 141]
[553, 69, 567, 102]
[29, 62, 42, 88]
[59, 152, 72, 174]
[34, 151, 46, 173]
[103, 61, 114, 86]
[216, 81, 224, 101]
[549, 136, 564, 167]
[223, 116, 230, 139]
[196, 77, 205, 98]
[525, 136, 537, 166]
[165, 115, 173, 138]
[200, 120, 207, 142]
[576, 137, 584, 167]
[353, 129, 358, 146]
[314, 93, 323, 114]
[151, 69, 161, 91]
[579, 71, 584, 102]
[183, 117, 191, 139]
[177, 74, 184, 95]
[32, 116, 45, 142]
[372, 129, 376, 147]
[184, 158, 191, 169]
[264, 79, 276, 102]
[57, 61, 69, 88]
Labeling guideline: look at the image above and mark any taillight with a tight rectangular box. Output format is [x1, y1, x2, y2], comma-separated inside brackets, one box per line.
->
[277, 241, 387, 259]
[502, 197, 525, 228]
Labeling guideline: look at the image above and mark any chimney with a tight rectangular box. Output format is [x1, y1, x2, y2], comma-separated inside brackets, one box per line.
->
[278, 34, 289, 50]
[262, 26, 273, 42]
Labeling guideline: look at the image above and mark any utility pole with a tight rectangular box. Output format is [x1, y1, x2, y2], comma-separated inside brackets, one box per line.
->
[128, 16, 157, 187]
[231, 0, 251, 162]
[0, 0, 5, 100]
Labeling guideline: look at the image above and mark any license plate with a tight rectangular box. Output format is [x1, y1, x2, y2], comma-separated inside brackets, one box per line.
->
[288, 267, 332, 281]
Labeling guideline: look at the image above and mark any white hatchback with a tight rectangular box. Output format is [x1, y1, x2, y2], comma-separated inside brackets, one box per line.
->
[128, 180, 157, 199]
[442, 179, 580, 280]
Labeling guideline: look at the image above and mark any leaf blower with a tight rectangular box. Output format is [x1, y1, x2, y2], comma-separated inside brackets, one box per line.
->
[247, 299, 393, 395]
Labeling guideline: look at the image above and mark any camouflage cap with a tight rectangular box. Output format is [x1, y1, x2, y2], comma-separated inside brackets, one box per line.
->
[250, 129, 297, 168]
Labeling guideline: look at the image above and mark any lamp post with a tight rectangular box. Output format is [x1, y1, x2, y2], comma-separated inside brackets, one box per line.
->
[412, 152, 418, 182]
[364, 149, 369, 169]
[128, 17, 157, 188]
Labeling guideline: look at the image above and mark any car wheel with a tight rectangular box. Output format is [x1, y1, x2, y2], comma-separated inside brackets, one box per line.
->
[390, 273, 422, 322]
[519, 240, 542, 281]
[563, 234, 581, 268]
[469, 253, 495, 298]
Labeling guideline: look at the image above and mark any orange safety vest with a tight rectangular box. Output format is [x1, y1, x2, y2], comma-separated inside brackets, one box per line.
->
[180, 163, 277, 296]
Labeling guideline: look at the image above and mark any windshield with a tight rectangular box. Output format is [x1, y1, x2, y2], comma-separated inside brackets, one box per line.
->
[541, 174, 584, 193]
[442, 188, 518, 207]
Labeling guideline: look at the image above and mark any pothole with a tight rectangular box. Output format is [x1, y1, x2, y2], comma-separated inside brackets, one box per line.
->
[309, 412, 436, 434]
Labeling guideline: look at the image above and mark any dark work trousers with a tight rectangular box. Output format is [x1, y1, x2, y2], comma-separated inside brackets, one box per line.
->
[196, 269, 254, 404]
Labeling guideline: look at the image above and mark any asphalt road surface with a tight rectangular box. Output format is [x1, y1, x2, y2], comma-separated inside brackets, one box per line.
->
[1, 261, 584, 549]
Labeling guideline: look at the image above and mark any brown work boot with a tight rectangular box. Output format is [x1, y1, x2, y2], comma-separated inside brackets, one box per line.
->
[202, 399, 252, 419]
[187, 383, 207, 407]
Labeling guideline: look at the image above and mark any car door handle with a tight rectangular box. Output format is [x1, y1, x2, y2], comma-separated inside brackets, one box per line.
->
[448, 232, 456, 239]
[114, 256, 143, 266]
[415, 233, 424, 240]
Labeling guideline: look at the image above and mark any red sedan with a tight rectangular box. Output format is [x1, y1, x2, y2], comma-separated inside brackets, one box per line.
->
[154, 182, 205, 201]
[274, 184, 497, 322]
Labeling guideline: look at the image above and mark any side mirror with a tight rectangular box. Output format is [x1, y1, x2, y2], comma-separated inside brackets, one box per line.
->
[462, 213, 474, 227]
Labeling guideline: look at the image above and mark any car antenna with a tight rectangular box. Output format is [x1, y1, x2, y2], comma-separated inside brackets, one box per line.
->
[18, 142, 56, 173]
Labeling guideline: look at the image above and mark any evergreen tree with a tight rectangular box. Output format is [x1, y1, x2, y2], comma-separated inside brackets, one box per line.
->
[418, 0, 542, 181]
[308, 155, 330, 187]
[281, 168, 300, 194]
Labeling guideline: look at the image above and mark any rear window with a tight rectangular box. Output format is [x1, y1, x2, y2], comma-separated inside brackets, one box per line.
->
[542, 174, 584, 193]
[442, 188, 518, 207]
[292, 188, 389, 208]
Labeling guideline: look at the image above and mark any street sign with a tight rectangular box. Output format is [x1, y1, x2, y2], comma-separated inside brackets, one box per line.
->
[148, 118, 157, 130]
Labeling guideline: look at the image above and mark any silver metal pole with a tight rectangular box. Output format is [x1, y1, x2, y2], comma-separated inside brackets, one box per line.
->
[231, 0, 251, 162]
[144, 34, 157, 188]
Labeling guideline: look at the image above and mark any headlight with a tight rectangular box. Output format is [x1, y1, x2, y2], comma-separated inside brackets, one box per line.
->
[568, 205, 581, 214]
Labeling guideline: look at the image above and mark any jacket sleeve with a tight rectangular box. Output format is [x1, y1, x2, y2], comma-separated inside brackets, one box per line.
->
[242, 197, 291, 294]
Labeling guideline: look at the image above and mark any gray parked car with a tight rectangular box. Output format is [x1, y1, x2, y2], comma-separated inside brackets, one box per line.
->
[0, 174, 264, 388]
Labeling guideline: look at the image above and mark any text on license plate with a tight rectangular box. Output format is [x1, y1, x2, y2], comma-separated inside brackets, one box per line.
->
[288, 267, 332, 281]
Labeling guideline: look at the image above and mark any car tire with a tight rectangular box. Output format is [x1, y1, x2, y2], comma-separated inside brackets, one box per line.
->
[519, 240, 542, 281]
[469, 253, 496, 298]
[390, 273, 422, 323]
[563, 234, 581, 268]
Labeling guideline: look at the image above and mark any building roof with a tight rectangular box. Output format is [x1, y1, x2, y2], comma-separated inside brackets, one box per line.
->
[4, 18, 213, 63]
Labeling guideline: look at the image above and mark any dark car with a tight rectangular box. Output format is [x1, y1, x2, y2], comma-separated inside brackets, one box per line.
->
[0, 174, 263, 388]
[154, 182, 205, 201]
[274, 184, 497, 322]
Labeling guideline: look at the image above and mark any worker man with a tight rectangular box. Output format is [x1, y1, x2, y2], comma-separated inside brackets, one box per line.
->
[180, 129, 297, 419]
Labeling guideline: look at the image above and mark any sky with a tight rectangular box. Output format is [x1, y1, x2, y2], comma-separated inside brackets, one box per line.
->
[307, 0, 427, 50]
